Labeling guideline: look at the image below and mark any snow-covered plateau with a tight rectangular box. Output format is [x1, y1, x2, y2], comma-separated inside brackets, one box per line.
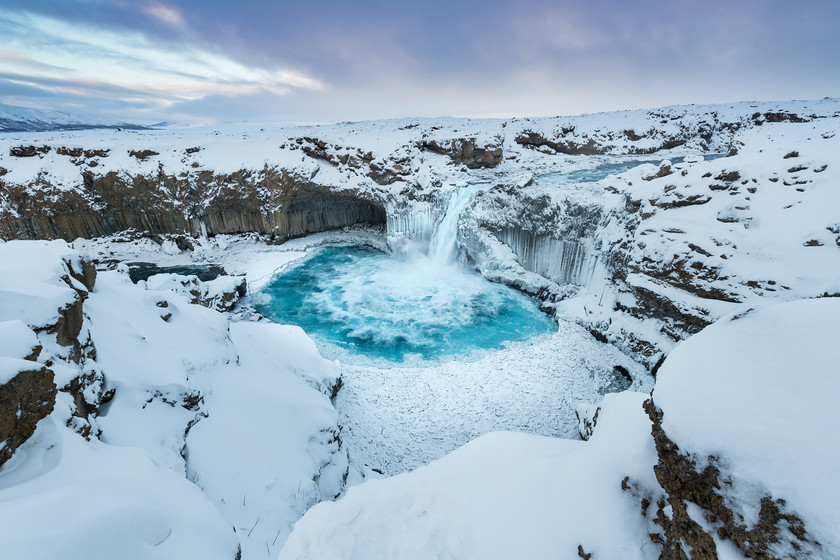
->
[0, 98, 839, 559]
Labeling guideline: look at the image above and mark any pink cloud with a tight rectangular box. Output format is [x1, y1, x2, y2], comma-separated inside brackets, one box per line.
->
[141, 1, 184, 26]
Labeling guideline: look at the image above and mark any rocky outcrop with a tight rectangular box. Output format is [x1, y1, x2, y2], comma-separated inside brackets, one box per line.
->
[0, 362, 56, 466]
[417, 138, 503, 168]
[574, 403, 599, 441]
[9, 145, 52, 158]
[643, 398, 820, 559]
[146, 274, 248, 313]
[515, 131, 609, 155]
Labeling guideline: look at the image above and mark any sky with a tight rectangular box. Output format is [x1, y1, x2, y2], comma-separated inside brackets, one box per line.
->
[0, 0, 838, 125]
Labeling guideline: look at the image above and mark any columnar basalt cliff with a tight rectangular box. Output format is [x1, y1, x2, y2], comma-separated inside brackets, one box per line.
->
[0, 168, 386, 242]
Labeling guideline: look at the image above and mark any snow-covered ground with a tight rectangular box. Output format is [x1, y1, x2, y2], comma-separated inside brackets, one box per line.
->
[280, 392, 662, 560]
[73, 230, 652, 475]
[279, 298, 840, 560]
[653, 298, 840, 556]
[0, 240, 352, 559]
[1, 98, 839, 559]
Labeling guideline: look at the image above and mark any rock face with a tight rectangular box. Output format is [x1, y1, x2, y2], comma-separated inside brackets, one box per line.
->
[644, 399, 818, 559]
[0, 362, 56, 466]
[0, 169, 386, 242]
[0, 241, 107, 447]
[417, 138, 503, 168]
[640, 299, 839, 559]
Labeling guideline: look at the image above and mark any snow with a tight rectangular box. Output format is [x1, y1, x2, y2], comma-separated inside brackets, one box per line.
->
[279, 392, 660, 560]
[334, 321, 650, 475]
[653, 298, 840, 554]
[1, 98, 839, 559]
[0, 241, 352, 559]
[0, 240, 82, 329]
[0, 102, 145, 132]
[0, 417, 239, 560]
[0, 320, 40, 361]
[0, 356, 42, 385]
[185, 322, 345, 559]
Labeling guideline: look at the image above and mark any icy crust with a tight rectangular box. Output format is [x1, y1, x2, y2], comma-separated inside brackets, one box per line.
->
[335, 321, 650, 476]
[279, 392, 661, 560]
[653, 298, 840, 555]
[0, 241, 353, 559]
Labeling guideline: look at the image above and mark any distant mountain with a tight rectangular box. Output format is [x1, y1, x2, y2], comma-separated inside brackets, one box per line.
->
[0, 103, 150, 133]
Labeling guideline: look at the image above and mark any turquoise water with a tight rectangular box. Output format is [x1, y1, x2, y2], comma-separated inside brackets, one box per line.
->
[254, 245, 556, 362]
[539, 154, 726, 184]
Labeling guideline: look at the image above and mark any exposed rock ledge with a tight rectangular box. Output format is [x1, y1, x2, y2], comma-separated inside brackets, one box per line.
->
[0, 169, 386, 242]
[0, 360, 56, 466]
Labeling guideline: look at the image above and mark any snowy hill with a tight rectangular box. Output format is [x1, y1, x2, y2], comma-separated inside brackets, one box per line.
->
[0, 103, 149, 133]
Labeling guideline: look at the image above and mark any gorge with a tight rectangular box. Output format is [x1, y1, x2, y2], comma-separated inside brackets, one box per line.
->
[1, 98, 839, 559]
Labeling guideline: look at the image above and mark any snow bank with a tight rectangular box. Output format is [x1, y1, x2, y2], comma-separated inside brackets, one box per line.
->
[0, 240, 83, 329]
[0, 418, 238, 560]
[186, 322, 345, 559]
[0, 240, 353, 559]
[0, 320, 40, 362]
[654, 298, 840, 554]
[280, 392, 660, 560]
[0, 356, 41, 385]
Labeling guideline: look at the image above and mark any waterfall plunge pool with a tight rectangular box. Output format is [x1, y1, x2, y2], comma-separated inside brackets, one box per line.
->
[253, 245, 556, 363]
[247, 177, 651, 474]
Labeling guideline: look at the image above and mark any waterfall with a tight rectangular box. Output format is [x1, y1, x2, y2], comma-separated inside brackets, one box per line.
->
[429, 184, 482, 264]
[386, 184, 483, 263]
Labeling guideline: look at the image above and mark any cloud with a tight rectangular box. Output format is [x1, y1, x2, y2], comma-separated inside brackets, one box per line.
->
[0, 8, 322, 114]
[0, 49, 72, 74]
[1, 0, 837, 124]
[140, 1, 185, 26]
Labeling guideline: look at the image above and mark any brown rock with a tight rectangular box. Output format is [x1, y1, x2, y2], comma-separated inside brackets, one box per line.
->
[644, 398, 820, 559]
[0, 364, 56, 466]
[128, 149, 159, 161]
[9, 145, 51, 157]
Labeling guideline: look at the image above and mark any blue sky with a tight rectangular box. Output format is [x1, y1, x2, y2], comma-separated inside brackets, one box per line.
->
[0, 0, 838, 124]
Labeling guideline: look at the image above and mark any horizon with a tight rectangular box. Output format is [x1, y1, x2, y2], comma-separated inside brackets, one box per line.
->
[1, 1, 838, 125]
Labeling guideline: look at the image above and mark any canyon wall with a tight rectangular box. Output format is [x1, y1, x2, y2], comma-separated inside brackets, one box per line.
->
[0, 169, 385, 242]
